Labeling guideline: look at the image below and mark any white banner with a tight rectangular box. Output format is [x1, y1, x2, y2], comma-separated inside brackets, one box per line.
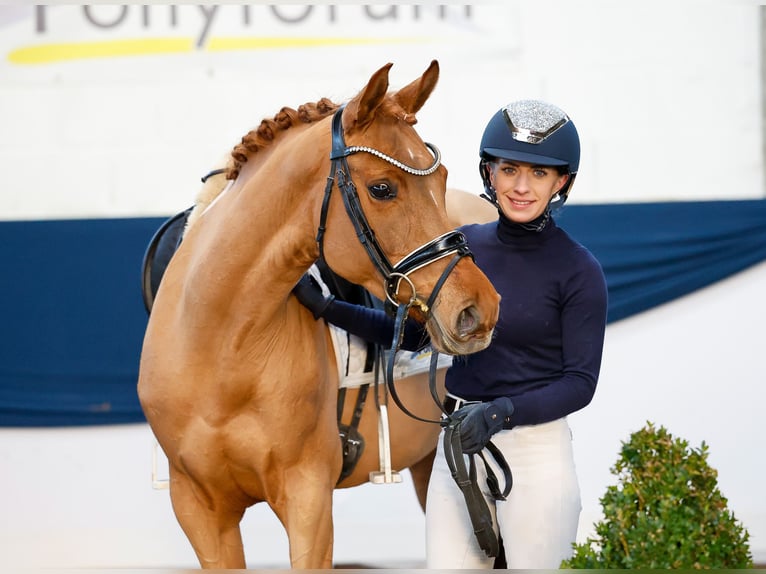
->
[0, 3, 760, 220]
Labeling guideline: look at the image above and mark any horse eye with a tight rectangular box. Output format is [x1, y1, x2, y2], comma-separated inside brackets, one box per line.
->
[368, 182, 397, 200]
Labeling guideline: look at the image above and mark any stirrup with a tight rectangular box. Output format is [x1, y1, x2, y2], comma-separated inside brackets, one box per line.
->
[369, 404, 402, 484]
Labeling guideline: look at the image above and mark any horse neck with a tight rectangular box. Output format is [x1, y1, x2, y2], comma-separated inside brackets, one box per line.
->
[185, 125, 328, 317]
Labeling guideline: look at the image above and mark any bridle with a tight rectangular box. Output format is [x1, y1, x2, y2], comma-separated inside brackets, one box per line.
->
[316, 103, 472, 426]
[316, 104, 473, 316]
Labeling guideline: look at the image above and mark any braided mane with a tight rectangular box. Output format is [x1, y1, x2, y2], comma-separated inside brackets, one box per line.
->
[226, 97, 340, 180]
[186, 95, 416, 233]
[225, 94, 419, 180]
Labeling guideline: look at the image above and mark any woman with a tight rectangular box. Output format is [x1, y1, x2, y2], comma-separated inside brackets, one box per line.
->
[294, 99, 608, 568]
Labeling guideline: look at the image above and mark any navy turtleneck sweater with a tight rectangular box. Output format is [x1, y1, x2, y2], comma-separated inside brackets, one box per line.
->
[321, 211, 608, 427]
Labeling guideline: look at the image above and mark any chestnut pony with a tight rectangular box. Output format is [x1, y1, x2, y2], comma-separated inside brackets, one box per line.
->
[138, 61, 499, 569]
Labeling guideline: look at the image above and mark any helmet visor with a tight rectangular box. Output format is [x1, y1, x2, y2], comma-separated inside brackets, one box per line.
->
[482, 147, 570, 167]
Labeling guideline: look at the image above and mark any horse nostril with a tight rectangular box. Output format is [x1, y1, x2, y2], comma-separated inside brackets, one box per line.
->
[457, 306, 479, 338]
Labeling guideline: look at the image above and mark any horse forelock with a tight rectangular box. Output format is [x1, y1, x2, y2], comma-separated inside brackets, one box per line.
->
[379, 97, 418, 126]
[227, 97, 340, 181]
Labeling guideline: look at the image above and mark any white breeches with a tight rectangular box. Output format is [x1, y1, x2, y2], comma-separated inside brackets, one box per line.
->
[425, 417, 581, 569]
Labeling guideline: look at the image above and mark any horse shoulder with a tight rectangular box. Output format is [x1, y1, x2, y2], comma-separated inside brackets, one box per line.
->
[445, 188, 497, 228]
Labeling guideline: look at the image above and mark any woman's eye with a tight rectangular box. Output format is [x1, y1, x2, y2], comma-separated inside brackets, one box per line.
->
[368, 182, 397, 200]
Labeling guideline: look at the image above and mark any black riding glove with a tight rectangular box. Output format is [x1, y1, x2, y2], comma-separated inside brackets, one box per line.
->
[293, 273, 336, 320]
[451, 397, 514, 454]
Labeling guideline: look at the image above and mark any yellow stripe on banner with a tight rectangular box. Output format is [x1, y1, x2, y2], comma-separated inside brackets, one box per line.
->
[207, 36, 421, 51]
[7, 36, 428, 65]
[7, 38, 196, 65]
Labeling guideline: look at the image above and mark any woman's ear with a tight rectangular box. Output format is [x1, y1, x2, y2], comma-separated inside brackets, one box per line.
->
[555, 173, 570, 194]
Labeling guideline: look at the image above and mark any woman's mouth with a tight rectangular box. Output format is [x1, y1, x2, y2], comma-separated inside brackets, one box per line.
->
[509, 198, 533, 208]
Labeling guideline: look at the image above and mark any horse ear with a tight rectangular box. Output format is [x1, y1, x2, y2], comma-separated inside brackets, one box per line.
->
[394, 59, 439, 115]
[345, 62, 393, 132]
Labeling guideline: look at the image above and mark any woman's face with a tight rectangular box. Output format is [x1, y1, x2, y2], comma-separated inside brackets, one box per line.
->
[487, 159, 569, 223]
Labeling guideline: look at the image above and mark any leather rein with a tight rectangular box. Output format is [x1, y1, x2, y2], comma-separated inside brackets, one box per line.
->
[317, 105, 511, 558]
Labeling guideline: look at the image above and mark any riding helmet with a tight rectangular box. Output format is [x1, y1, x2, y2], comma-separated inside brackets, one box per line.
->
[479, 99, 580, 207]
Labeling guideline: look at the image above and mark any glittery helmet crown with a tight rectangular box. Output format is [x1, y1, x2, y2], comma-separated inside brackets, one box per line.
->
[479, 99, 580, 206]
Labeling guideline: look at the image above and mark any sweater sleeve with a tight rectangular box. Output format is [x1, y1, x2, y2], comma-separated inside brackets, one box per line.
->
[321, 299, 431, 351]
[509, 256, 608, 426]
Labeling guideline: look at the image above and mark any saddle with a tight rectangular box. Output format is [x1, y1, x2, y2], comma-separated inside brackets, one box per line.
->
[140, 207, 378, 483]
[141, 206, 193, 314]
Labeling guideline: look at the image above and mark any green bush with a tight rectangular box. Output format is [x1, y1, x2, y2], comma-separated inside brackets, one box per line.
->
[562, 421, 753, 569]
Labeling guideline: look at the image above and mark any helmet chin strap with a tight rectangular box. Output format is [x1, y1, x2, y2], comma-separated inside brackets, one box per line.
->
[551, 172, 576, 208]
[478, 159, 498, 208]
[517, 207, 551, 232]
[479, 185, 500, 210]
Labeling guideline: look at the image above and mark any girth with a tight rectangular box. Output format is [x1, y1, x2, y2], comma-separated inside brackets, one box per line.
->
[316, 258, 378, 484]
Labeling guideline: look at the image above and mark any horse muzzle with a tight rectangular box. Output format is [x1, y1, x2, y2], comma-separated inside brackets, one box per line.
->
[426, 293, 499, 356]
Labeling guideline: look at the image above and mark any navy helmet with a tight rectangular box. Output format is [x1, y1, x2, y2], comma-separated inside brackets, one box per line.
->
[479, 100, 580, 208]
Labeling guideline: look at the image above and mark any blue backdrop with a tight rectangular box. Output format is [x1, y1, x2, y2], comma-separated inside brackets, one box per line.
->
[2, 199, 765, 427]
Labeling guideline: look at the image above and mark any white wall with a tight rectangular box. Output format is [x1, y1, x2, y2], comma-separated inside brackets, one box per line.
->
[1, 1, 764, 568]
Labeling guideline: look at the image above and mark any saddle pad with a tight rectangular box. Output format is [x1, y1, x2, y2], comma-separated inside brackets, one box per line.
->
[306, 265, 454, 389]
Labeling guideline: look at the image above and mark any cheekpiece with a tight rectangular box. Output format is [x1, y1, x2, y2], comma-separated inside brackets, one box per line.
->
[502, 100, 569, 144]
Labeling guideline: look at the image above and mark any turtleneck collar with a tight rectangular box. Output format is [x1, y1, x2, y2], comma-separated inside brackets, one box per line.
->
[496, 208, 555, 244]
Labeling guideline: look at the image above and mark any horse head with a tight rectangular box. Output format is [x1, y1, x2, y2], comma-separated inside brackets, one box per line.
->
[319, 60, 500, 355]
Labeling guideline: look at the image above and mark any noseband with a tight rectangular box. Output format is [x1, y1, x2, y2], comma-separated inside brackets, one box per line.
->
[316, 104, 473, 316]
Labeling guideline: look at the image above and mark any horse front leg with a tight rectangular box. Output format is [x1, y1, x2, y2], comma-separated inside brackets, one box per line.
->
[269, 465, 336, 569]
[285, 491, 335, 568]
[168, 465, 247, 569]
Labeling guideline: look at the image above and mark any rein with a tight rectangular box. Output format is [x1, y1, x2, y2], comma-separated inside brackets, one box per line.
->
[442, 419, 512, 558]
[316, 105, 512, 554]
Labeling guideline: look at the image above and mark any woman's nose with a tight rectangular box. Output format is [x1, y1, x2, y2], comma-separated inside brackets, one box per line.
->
[514, 172, 531, 193]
